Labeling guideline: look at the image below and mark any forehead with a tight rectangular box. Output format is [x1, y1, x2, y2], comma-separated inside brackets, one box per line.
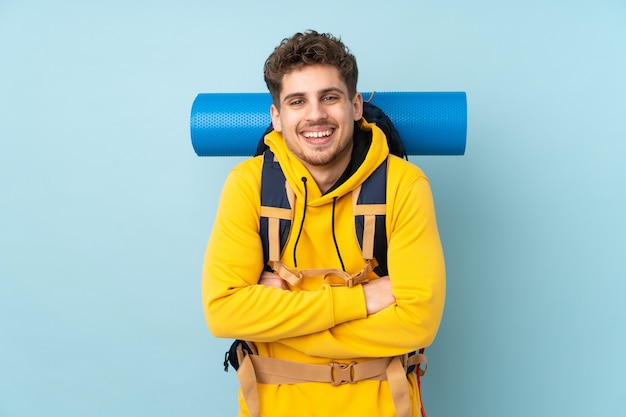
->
[279, 65, 348, 99]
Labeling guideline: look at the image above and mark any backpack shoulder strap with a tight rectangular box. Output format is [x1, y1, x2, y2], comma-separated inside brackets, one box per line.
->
[353, 157, 389, 277]
[259, 150, 293, 270]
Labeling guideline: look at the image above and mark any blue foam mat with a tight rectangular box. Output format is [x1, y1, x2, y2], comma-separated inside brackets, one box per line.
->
[190, 92, 466, 156]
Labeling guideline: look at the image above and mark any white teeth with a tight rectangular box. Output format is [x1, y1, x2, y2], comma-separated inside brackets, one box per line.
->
[303, 130, 332, 138]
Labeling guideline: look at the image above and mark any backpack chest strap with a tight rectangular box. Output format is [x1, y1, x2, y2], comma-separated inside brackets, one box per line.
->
[270, 259, 377, 288]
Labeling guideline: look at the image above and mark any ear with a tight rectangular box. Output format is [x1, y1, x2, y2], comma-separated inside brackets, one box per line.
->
[270, 104, 282, 132]
[352, 92, 363, 121]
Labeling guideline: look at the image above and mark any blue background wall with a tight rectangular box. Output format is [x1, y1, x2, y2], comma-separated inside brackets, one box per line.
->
[1, 1, 625, 416]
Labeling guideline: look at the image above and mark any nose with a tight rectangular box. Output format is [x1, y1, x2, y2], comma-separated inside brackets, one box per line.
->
[305, 101, 327, 121]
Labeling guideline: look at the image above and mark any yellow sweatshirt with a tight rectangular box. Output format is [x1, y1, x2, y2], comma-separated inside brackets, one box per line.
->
[202, 120, 446, 417]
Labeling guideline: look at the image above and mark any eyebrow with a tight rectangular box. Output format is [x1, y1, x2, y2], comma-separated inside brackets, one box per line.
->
[281, 87, 347, 105]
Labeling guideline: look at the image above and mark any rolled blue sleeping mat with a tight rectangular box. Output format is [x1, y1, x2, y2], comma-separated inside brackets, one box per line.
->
[190, 91, 466, 156]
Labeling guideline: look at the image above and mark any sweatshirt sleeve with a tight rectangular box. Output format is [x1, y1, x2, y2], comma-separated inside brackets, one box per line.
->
[277, 172, 446, 359]
[202, 159, 368, 343]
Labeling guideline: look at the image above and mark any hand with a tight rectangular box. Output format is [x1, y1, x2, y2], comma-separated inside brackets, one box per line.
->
[258, 271, 289, 290]
[363, 276, 395, 315]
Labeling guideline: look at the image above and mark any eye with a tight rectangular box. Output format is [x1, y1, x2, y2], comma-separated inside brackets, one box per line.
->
[289, 99, 304, 106]
[322, 95, 338, 102]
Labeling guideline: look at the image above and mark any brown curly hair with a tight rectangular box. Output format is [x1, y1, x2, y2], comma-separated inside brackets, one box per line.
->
[263, 30, 358, 107]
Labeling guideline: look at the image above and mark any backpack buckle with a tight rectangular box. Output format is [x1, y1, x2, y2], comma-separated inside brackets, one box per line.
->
[330, 361, 357, 386]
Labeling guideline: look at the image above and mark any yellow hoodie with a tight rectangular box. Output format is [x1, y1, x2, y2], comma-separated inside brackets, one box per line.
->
[202, 120, 446, 417]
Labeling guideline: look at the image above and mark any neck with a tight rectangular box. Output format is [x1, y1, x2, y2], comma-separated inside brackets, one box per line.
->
[309, 169, 343, 194]
[305, 144, 353, 194]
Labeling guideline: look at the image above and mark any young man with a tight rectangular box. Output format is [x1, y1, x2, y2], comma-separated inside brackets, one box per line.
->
[202, 30, 446, 417]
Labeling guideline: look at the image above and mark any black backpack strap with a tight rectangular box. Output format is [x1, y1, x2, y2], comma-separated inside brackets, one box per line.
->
[353, 158, 389, 277]
[259, 150, 293, 271]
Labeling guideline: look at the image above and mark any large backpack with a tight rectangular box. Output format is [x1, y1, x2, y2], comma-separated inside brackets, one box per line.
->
[224, 100, 428, 416]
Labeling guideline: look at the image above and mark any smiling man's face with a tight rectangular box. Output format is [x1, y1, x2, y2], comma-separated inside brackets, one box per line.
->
[270, 64, 363, 175]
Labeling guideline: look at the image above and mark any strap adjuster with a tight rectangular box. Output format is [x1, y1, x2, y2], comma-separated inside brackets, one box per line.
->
[330, 361, 357, 386]
[345, 269, 369, 288]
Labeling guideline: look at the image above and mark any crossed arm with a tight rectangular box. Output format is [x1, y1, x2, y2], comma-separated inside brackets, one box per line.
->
[259, 271, 395, 315]
[204, 161, 445, 356]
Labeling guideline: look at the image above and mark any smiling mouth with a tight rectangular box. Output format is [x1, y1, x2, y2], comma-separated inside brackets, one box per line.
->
[302, 129, 334, 139]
